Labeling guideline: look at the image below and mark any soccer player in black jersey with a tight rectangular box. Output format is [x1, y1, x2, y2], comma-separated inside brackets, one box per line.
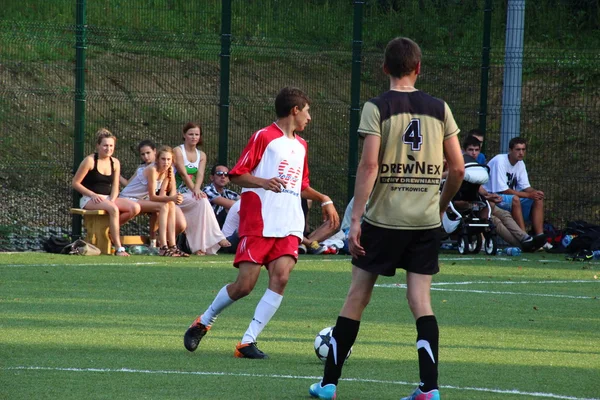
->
[310, 37, 465, 400]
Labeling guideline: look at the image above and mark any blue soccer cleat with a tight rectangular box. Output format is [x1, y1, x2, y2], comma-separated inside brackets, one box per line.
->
[401, 387, 440, 400]
[309, 381, 337, 399]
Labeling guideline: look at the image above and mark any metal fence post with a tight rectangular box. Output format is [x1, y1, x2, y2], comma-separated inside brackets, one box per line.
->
[219, 0, 232, 165]
[479, 0, 493, 147]
[348, 0, 364, 201]
[500, 0, 525, 153]
[72, 0, 87, 239]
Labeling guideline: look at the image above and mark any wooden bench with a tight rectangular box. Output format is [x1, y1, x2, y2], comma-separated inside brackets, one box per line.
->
[70, 208, 148, 255]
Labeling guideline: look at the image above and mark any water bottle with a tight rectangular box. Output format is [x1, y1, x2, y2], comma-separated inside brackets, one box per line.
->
[592, 250, 600, 260]
[561, 235, 573, 248]
[505, 247, 522, 256]
[128, 245, 148, 255]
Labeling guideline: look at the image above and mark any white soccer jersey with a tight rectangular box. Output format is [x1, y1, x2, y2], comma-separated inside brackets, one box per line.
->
[230, 123, 310, 239]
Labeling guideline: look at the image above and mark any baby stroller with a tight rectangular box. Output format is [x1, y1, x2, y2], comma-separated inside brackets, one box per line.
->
[442, 155, 498, 255]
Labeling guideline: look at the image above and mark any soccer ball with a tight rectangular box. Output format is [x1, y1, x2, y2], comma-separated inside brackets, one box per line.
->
[314, 326, 352, 363]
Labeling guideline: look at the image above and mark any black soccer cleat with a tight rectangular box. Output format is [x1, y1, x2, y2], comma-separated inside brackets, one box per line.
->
[234, 342, 269, 359]
[183, 315, 211, 352]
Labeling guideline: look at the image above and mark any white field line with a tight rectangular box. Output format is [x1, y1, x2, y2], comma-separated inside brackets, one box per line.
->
[1, 262, 161, 267]
[376, 280, 599, 300]
[432, 280, 599, 286]
[5, 366, 598, 400]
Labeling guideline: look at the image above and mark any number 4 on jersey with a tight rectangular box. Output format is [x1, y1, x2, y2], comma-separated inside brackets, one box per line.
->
[402, 118, 422, 151]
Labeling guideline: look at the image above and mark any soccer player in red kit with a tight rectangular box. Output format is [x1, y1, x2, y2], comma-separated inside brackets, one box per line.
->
[184, 87, 339, 358]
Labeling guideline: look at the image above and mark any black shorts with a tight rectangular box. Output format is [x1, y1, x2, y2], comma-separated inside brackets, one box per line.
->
[352, 222, 441, 276]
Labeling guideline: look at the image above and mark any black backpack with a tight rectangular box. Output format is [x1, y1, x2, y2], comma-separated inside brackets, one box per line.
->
[565, 220, 600, 253]
[43, 236, 72, 254]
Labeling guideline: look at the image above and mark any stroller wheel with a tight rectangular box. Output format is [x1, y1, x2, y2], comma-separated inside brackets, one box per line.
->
[468, 234, 483, 254]
[457, 236, 469, 255]
[484, 235, 498, 255]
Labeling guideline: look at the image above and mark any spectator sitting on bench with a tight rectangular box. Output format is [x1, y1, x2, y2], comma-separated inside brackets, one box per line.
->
[72, 128, 141, 256]
[203, 164, 240, 228]
[483, 137, 546, 241]
[120, 143, 189, 257]
[465, 137, 546, 252]
[299, 198, 340, 254]
[466, 128, 487, 165]
[173, 121, 231, 255]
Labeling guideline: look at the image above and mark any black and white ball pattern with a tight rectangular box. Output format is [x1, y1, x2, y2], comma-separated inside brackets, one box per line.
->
[314, 326, 352, 363]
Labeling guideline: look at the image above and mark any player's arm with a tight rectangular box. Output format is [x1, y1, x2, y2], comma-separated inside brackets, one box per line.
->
[230, 173, 286, 192]
[301, 187, 339, 229]
[440, 135, 465, 214]
[349, 134, 381, 257]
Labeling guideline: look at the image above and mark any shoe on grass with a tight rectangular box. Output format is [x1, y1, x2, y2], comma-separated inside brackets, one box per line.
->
[309, 381, 337, 399]
[401, 387, 440, 400]
[234, 342, 269, 359]
[183, 315, 211, 352]
[308, 241, 327, 255]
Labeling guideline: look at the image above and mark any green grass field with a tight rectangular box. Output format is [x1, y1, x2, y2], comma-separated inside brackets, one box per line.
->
[1, 252, 598, 400]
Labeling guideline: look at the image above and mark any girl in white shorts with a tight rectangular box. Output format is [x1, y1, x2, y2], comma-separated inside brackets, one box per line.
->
[72, 128, 141, 256]
[120, 142, 188, 256]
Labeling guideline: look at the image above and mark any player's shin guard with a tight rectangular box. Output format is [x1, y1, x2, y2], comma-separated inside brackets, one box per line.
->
[322, 316, 360, 386]
[416, 315, 439, 392]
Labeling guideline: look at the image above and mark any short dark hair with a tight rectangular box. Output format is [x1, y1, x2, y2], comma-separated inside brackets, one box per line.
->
[137, 139, 156, 153]
[210, 164, 228, 175]
[509, 137, 527, 149]
[467, 128, 484, 139]
[462, 135, 481, 150]
[384, 37, 421, 78]
[275, 87, 310, 118]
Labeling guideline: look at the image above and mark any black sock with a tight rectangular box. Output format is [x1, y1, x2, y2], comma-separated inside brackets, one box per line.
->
[322, 316, 360, 386]
[416, 315, 439, 392]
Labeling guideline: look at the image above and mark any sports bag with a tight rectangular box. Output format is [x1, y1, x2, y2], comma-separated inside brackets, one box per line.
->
[43, 236, 72, 254]
[62, 239, 102, 256]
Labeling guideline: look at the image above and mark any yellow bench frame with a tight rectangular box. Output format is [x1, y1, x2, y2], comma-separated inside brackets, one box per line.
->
[70, 208, 147, 254]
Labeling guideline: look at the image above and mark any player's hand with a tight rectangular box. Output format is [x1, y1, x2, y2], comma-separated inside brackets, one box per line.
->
[322, 203, 340, 230]
[348, 220, 365, 258]
[263, 177, 286, 193]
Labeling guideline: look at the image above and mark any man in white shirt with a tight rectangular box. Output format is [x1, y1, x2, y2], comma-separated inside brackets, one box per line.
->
[483, 137, 545, 239]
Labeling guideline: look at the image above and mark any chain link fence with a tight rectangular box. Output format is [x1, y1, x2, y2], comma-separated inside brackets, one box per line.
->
[1, 0, 599, 250]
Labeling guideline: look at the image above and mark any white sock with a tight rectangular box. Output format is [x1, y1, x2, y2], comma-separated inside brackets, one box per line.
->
[201, 285, 235, 326]
[241, 289, 283, 344]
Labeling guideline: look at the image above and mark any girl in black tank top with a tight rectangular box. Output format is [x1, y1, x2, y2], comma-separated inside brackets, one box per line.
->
[81, 153, 114, 195]
[72, 128, 141, 256]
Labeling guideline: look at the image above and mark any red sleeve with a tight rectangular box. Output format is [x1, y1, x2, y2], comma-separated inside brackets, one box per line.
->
[300, 137, 310, 191]
[229, 128, 268, 177]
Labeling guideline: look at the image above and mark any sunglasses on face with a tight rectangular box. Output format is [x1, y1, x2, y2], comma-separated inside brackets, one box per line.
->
[215, 171, 228, 176]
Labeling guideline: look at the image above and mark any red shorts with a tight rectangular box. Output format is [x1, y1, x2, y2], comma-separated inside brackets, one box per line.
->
[234, 235, 301, 267]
